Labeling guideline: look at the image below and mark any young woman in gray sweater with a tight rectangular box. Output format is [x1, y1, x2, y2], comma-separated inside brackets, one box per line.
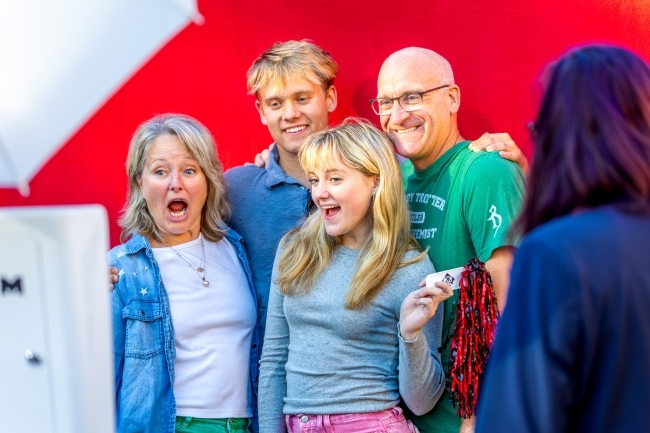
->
[258, 120, 452, 433]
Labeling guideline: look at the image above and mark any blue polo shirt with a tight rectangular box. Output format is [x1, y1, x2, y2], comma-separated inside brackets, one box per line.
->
[224, 144, 312, 350]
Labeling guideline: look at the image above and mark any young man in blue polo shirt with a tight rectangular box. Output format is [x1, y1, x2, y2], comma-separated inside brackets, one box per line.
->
[224, 41, 338, 346]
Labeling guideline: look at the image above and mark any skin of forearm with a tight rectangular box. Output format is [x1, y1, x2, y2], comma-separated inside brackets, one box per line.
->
[484, 246, 514, 311]
[459, 416, 476, 433]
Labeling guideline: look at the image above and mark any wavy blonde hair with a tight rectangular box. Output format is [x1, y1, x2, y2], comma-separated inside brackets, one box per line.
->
[119, 114, 230, 243]
[277, 119, 426, 309]
[246, 40, 338, 95]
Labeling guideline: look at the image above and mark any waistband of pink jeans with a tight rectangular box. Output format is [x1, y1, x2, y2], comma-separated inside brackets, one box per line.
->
[286, 406, 405, 424]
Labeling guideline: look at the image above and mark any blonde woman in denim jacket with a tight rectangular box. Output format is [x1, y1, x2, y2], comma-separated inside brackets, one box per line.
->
[110, 114, 259, 433]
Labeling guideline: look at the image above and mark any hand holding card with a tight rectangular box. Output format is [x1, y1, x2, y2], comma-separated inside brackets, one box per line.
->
[425, 267, 465, 291]
[399, 269, 459, 341]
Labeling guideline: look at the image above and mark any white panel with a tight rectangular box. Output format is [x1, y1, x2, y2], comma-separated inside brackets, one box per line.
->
[0, 205, 113, 433]
[0, 237, 54, 432]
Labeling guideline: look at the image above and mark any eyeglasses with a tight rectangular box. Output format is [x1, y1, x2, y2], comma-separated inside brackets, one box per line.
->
[368, 84, 451, 116]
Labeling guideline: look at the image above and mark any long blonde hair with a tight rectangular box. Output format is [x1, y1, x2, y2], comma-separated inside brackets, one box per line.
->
[276, 119, 426, 309]
[119, 114, 230, 243]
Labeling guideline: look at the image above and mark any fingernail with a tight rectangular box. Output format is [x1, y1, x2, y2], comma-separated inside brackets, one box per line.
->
[486, 145, 494, 151]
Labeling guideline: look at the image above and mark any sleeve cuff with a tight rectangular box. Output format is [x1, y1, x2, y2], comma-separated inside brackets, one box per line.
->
[397, 322, 419, 344]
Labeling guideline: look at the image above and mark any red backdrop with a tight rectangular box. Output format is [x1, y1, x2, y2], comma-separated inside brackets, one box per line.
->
[2, 0, 649, 247]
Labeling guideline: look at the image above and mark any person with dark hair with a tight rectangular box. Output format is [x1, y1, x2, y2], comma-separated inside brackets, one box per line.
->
[476, 45, 650, 433]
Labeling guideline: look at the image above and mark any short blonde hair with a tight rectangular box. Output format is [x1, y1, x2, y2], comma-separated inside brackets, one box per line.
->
[246, 40, 338, 95]
[276, 118, 426, 309]
[119, 114, 230, 244]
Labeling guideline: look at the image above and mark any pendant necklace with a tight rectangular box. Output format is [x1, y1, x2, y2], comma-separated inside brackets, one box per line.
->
[166, 234, 210, 287]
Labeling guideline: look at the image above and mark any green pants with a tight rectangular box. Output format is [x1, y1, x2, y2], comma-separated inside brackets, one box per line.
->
[175, 417, 251, 433]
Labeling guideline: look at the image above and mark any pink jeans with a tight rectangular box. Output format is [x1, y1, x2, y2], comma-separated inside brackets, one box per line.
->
[285, 406, 418, 433]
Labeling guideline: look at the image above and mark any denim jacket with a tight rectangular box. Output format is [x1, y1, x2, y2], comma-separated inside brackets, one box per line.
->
[109, 230, 259, 433]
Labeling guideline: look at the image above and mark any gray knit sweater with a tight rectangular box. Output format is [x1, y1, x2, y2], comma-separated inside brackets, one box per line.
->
[258, 245, 446, 432]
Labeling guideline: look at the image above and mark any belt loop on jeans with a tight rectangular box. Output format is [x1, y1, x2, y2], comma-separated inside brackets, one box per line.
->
[322, 413, 334, 432]
[179, 417, 192, 429]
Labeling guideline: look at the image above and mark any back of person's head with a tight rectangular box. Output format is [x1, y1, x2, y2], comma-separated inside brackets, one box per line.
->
[519, 45, 650, 234]
[246, 40, 338, 96]
[276, 118, 425, 309]
[119, 113, 230, 243]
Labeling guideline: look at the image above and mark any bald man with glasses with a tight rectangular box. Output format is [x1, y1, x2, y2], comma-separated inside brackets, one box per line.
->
[373, 47, 526, 433]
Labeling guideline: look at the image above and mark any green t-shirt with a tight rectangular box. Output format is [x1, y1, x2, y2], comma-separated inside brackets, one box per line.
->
[401, 141, 525, 432]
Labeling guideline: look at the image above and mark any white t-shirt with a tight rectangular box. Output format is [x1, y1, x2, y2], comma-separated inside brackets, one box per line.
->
[152, 235, 256, 418]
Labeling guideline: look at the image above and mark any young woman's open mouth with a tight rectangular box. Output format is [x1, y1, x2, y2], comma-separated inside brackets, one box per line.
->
[322, 205, 340, 220]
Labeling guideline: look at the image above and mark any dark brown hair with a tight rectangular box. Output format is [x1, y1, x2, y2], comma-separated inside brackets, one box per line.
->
[518, 45, 650, 235]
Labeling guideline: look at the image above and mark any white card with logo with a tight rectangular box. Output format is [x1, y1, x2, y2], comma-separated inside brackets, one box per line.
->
[425, 267, 465, 291]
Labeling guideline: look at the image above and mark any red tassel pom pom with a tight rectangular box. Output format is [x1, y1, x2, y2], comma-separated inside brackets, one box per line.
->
[448, 258, 500, 418]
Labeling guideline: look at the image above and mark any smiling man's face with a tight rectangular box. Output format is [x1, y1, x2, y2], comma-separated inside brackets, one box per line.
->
[255, 77, 337, 158]
[377, 49, 460, 171]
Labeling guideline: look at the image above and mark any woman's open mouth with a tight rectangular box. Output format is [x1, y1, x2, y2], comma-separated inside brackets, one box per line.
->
[323, 205, 340, 219]
[167, 200, 188, 219]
